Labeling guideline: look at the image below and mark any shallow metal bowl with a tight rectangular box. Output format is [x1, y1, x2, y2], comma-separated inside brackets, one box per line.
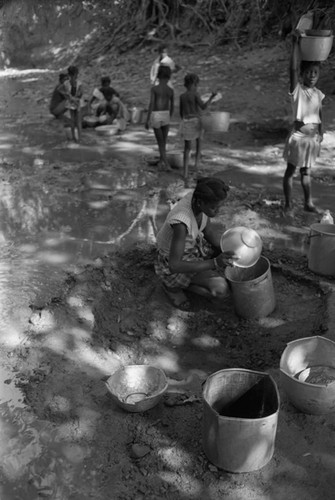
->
[280, 336, 335, 414]
[96, 124, 119, 136]
[105, 365, 168, 413]
[220, 226, 262, 268]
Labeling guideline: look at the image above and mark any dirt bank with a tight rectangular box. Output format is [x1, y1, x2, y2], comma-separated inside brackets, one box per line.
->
[0, 0, 95, 68]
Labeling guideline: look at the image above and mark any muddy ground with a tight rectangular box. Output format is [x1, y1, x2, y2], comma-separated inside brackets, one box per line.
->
[1, 40, 335, 499]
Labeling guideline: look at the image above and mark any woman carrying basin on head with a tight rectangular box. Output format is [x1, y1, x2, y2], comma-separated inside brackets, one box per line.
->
[150, 44, 180, 88]
[154, 177, 239, 309]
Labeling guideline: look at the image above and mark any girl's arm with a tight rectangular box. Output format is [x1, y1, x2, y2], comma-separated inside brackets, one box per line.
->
[150, 59, 159, 85]
[58, 83, 71, 99]
[64, 80, 78, 104]
[76, 82, 83, 99]
[319, 107, 323, 140]
[195, 92, 216, 110]
[203, 220, 221, 249]
[169, 224, 215, 274]
[170, 59, 181, 73]
[289, 35, 300, 93]
[89, 88, 98, 105]
[203, 220, 241, 267]
[111, 87, 120, 98]
[145, 88, 155, 129]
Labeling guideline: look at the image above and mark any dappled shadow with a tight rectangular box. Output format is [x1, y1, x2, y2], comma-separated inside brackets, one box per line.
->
[2, 64, 335, 498]
[36, 238, 323, 498]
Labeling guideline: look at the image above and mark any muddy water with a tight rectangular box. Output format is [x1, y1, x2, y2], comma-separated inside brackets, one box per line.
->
[0, 71, 162, 327]
[0, 71, 167, 498]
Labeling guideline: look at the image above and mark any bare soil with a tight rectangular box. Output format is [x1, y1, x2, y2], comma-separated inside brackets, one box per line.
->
[2, 39, 335, 499]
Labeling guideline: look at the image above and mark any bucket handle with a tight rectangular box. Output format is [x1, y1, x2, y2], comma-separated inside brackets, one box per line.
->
[248, 274, 268, 287]
[307, 232, 323, 244]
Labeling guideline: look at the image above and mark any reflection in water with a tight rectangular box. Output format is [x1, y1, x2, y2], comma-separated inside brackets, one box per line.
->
[0, 72, 168, 497]
[0, 365, 24, 408]
[0, 395, 81, 499]
[0, 166, 161, 331]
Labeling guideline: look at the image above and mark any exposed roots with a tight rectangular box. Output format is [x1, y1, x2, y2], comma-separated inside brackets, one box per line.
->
[77, 0, 335, 58]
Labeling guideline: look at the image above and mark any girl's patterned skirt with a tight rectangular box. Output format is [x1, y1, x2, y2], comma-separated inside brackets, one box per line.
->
[179, 117, 203, 141]
[283, 128, 321, 169]
[155, 237, 215, 289]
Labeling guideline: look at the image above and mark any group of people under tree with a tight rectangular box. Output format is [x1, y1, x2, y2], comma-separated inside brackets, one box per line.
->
[50, 67, 128, 142]
[49, 33, 326, 309]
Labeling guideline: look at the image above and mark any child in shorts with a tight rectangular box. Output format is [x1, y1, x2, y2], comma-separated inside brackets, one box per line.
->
[179, 73, 216, 181]
[65, 65, 85, 142]
[145, 65, 174, 171]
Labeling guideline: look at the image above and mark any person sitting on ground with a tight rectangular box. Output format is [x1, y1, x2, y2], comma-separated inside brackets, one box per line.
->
[150, 44, 180, 87]
[145, 65, 174, 171]
[155, 176, 239, 309]
[89, 76, 120, 121]
[179, 73, 217, 181]
[49, 73, 70, 119]
[88, 76, 129, 130]
[283, 32, 324, 214]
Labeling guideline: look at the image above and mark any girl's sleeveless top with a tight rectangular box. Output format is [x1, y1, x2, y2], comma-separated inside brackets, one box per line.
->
[290, 83, 324, 124]
[156, 192, 208, 256]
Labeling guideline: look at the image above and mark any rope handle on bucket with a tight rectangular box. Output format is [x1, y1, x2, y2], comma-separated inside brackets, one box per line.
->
[307, 232, 324, 244]
[249, 274, 268, 287]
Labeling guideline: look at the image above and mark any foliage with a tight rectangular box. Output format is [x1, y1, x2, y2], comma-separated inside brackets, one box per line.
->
[79, 0, 335, 56]
[2, 0, 335, 59]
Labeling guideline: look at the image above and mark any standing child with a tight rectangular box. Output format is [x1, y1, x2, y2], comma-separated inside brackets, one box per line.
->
[66, 65, 85, 142]
[150, 44, 180, 88]
[179, 73, 216, 181]
[283, 34, 324, 213]
[145, 65, 174, 171]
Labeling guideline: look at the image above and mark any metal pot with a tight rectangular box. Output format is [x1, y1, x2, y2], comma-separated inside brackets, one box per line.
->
[130, 107, 145, 124]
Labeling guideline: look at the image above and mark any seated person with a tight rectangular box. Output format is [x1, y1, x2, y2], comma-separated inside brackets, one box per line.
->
[49, 73, 70, 118]
[89, 76, 120, 121]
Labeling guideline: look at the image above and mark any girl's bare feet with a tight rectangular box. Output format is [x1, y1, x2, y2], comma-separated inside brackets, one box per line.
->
[158, 160, 172, 172]
[282, 205, 294, 217]
[162, 284, 190, 309]
[163, 160, 173, 171]
[304, 204, 322, 214]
